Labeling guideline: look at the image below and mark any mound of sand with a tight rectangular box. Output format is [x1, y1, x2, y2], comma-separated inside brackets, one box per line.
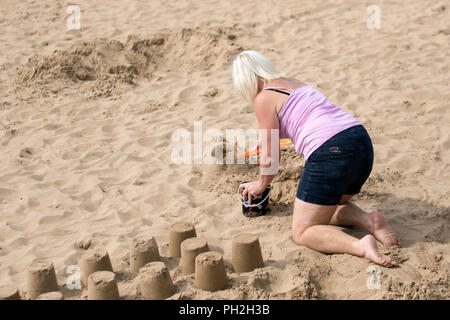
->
[199, 141, 304, 205]
[15, 27, 242, 99]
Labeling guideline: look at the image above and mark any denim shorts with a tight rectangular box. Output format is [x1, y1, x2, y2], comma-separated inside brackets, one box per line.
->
[296, 125, 374, 206]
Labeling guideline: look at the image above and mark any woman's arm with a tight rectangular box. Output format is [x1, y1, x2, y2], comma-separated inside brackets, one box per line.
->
[254, 93, 280, 189]
[239, 93, 280, 205]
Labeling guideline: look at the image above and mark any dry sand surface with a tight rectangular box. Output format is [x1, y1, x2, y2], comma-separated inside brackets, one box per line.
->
[0, 0, 449, 299]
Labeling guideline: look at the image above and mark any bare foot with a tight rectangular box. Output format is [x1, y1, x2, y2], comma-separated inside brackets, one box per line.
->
[359, 235, 397, 268]
[370, 211, 400, 247]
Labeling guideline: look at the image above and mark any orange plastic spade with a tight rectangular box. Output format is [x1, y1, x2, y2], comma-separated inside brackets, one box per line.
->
[280, 139, 293, 146]
[236, 139, 293, 159]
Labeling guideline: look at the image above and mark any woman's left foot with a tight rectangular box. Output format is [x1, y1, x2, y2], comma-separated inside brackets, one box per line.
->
[370, 211, 400, 248]
[359, 235, 397, 267]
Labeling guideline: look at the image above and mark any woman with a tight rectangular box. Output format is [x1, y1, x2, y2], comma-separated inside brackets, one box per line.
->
[234, 50, 400, 267]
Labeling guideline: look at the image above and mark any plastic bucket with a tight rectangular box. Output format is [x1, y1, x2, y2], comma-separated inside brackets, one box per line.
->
[237, 182, 272, 218]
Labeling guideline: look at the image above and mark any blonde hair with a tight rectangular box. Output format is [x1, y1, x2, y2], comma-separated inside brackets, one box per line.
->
[232, 50, 285, 103]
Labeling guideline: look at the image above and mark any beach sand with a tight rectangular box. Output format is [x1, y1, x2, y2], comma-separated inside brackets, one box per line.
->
[0, 0, 449, 299]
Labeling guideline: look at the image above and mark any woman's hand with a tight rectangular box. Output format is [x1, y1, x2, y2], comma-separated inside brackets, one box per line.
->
[239, 180, 266, 205]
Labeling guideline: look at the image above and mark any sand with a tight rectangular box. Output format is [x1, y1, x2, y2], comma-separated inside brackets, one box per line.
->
[0, 0, 449, 300]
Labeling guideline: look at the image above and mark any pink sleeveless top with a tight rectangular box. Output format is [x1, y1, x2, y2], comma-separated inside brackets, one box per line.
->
[263, 84, 362, 161]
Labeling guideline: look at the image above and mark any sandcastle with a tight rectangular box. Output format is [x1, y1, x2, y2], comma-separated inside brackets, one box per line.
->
[26, 260, 59, 300]
[180, 237, 209, 275]
[140, 261, 175, 300]
[231, 233, 264, 273]
[194, 251, 228, 291]
[0, 285, 21, 300]
[169, 222, 197, 258]
[1, 221, 264, 299]
[130, 236, 161, 274]
[88, 271, 120, 300]
[79, 248, 114, 287]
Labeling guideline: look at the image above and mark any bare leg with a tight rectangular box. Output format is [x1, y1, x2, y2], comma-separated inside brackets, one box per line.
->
[296, 224, 362, 255]
[292, 198, 397, 267]
[330, 196, 400, 247]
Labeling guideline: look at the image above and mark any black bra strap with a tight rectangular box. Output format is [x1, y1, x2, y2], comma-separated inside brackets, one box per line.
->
[265, 88, 290, 96]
